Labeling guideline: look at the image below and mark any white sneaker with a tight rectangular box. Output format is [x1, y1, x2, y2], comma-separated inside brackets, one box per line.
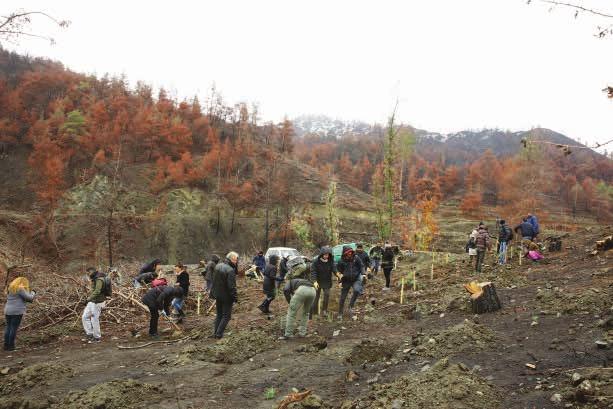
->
[382, 287, 390, 291]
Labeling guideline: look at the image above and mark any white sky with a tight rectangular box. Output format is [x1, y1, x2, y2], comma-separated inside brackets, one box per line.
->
[3, 0, 613, 150]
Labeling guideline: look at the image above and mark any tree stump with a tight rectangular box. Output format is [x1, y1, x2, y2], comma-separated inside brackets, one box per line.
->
[464, 281, 502, 314]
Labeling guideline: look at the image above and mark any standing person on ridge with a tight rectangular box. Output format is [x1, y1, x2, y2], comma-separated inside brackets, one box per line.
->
[497, 219, 513, 264]
[381, 242, 395, 290]
[4, 275, 35, 351]
[309, 246, 335, 318]
[258, 254, 279, 314]
[210, 251, 239, 339]
[474, 224, 491, 273]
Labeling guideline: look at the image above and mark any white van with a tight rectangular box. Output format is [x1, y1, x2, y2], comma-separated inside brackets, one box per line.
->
[264, 247, 300, 262]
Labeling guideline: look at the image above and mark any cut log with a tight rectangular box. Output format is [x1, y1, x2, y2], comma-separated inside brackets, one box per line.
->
[464, 281, 502, 314]
[596, 235, 613, 251]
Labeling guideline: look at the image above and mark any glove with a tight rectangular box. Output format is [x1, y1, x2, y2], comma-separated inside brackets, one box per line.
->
[160, 310, 167, 317]
[31, 290, 36, 296]
[314, 282, 319, 290]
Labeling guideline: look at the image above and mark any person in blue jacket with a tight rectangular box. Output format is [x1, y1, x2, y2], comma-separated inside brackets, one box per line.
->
[252, 251, 266, 273]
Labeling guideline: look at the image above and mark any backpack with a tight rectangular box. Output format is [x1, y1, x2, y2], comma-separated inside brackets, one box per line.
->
[286, 256, 308, 280]
[100, 276, 112, 297]
[468, 237, 476, 248]
[505, 226, 514, 241]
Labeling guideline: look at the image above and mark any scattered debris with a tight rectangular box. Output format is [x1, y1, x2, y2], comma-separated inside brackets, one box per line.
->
[61, 379, 163, 409]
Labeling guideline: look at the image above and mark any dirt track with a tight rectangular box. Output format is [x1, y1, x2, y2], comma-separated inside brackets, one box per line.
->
[0, 227, 611, 409]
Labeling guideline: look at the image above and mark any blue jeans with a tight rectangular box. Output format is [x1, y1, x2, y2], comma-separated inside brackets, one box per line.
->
[4, 314, 23, 349]
[498, 241, 508, 264]
[172, 298, 184, 315]
[371, 259, 381, 273]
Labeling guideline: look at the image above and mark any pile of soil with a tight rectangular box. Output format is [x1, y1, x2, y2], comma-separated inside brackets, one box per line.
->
[536, 286, 612, 315]
[61, 379, 163, 409]
[346, 338, 398, 364]
[177, 329, 274, 364]
[0, 362, 73, 395]
[555, 367, 612, 408]
[343, 358, 501, 409]
[411, 319, 497, 358]
[286, 393, 333, 409]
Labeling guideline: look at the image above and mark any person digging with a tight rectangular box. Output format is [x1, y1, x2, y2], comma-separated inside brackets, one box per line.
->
[279, 278, 316, 340]
[141, 285, 184, 339]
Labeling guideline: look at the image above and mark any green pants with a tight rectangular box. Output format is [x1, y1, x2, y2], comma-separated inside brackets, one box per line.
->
[285, 286, 316, 337]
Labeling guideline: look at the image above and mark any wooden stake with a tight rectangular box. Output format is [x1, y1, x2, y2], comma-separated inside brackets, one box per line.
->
[400, 278, 405, 304]
[430, 263, 434, 280]
[446, 253, 449, 264]
[413, 268, 417, 291]
[197, 293, 202, 315]
[519, 243, 522, 266]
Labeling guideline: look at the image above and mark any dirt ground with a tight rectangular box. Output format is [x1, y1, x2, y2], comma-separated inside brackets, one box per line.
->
[0, 226, 611, 409]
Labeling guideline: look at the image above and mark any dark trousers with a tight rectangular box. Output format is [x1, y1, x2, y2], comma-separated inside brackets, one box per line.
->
[338, 281, 362, 314]
[259, 292, 275, 313]
[145, 303, 159, 336]
[383, 267, 393, 288]
[213, 300, 233, 338]
[475, 249, 486, 272]
[4, 314, 23, 349]
[310, 287, 330, 316]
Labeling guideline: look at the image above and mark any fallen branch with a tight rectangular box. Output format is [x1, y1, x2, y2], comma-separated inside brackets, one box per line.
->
[117, 335, 192, 350]
[277, 390, 312, 409]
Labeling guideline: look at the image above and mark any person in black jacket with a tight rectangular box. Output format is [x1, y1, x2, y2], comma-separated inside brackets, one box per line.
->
[204, 255, 220, 292]
[277, 256, 289, 288]
[498, 220, 513, 265]
[381, 242, 395, 290]
[211, 252, 239, 339]
[172, 263, 190, 319]
[258, 254, 279, 314]
[336, 246, 364, 318]
[134, 259, 161, 288]
[141, 285, 184, 337]
[355, 244, 370, 273]
[514, 218, 535, 241]
[309, 246, 335, 318]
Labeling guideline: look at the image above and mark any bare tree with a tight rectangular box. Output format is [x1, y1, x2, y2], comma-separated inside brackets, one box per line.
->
[0, 10, 69, 44]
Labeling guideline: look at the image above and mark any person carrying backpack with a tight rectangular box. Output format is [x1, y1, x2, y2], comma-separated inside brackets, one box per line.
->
[336, 246, 365, 318]
[82, 267, 111, 343]
[474, 225, 491, 273]
[279, 278, 316, 340]
[141, 285, 184, 338]
[369, 244, 382, 275]
[498, 220, 513, 264]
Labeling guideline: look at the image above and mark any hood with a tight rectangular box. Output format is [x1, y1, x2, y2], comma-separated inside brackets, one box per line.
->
[211, 254, 220, 263]
[342, 246, 355, 261]
[319, 246, 332, 257]
[268, 254, 280, 266]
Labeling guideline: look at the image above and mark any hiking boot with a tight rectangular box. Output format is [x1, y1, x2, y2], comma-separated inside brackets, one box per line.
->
[88, 337, 101, 344]
[382, 287, 390, 291]
[258, 304, 267, 314]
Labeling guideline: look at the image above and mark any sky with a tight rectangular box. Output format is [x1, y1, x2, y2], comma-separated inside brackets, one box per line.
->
[3, 0, 613, 151]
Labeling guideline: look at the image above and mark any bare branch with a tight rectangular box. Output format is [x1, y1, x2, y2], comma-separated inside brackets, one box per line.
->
[0, 10, 70, 44]
[533, 0, 613, 19]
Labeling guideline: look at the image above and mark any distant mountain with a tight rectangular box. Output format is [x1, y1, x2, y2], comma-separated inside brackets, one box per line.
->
[293, 114, 605, 165]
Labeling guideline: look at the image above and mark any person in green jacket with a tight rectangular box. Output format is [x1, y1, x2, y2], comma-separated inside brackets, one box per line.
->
[81, 267, 109, 343]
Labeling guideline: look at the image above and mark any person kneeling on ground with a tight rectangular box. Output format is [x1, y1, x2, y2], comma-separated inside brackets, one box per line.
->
[279, 278, 316, 340]
[210, 252, 239, 339]
[172, 263, 190, 320]
[310, 246, 334, 318]
[336, 246, 364, 318]
[4, 275, 36, 351]
[82, 267, 111, 343]
[259, 254, 280, 314]
[141, 285, 184, 338]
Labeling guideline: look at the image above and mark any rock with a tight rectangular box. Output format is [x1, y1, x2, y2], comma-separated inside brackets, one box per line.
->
[333, 330, 340, 337]
[578, 380, 592, 393]
[300, 394, 324, 409]
[427, 338, 436, 345]
[366, 374, 380, 384]
[420, 364, 431, 372]
[571, 372, 582, 385]
[0, 367, 10, 375]
[550, 393, 562, 404]
[391, 399, 405, 409]
[595, 340, 609, 349]
[346, 370, 360, 382]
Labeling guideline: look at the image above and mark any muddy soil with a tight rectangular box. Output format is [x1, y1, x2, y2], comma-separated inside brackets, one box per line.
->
[0, 226, 611, 408]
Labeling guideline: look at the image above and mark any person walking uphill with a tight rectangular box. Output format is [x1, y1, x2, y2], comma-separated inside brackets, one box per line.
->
[172, 263, 189, 320]
[279, 278, 316, 340]
[310, 246, 335, 318]
[381, 242, 395, 290]
[337, 246, 364, 318]
[355, 244, 370, 274]
[475, 225, 491, 273]
[211, 252, 239, 339]
[259, 254, 279, 314]
[4, 276, 35, 351]
[82, 267, 111, 343]
[141, 285, 184, 338]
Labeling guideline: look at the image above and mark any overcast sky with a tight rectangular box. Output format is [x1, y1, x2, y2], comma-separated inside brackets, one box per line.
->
[3, 0, 613, 150]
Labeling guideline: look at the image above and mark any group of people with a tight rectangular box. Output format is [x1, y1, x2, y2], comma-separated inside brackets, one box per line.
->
[466, 213, 542, 272]
[2, 242, 399, 349]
